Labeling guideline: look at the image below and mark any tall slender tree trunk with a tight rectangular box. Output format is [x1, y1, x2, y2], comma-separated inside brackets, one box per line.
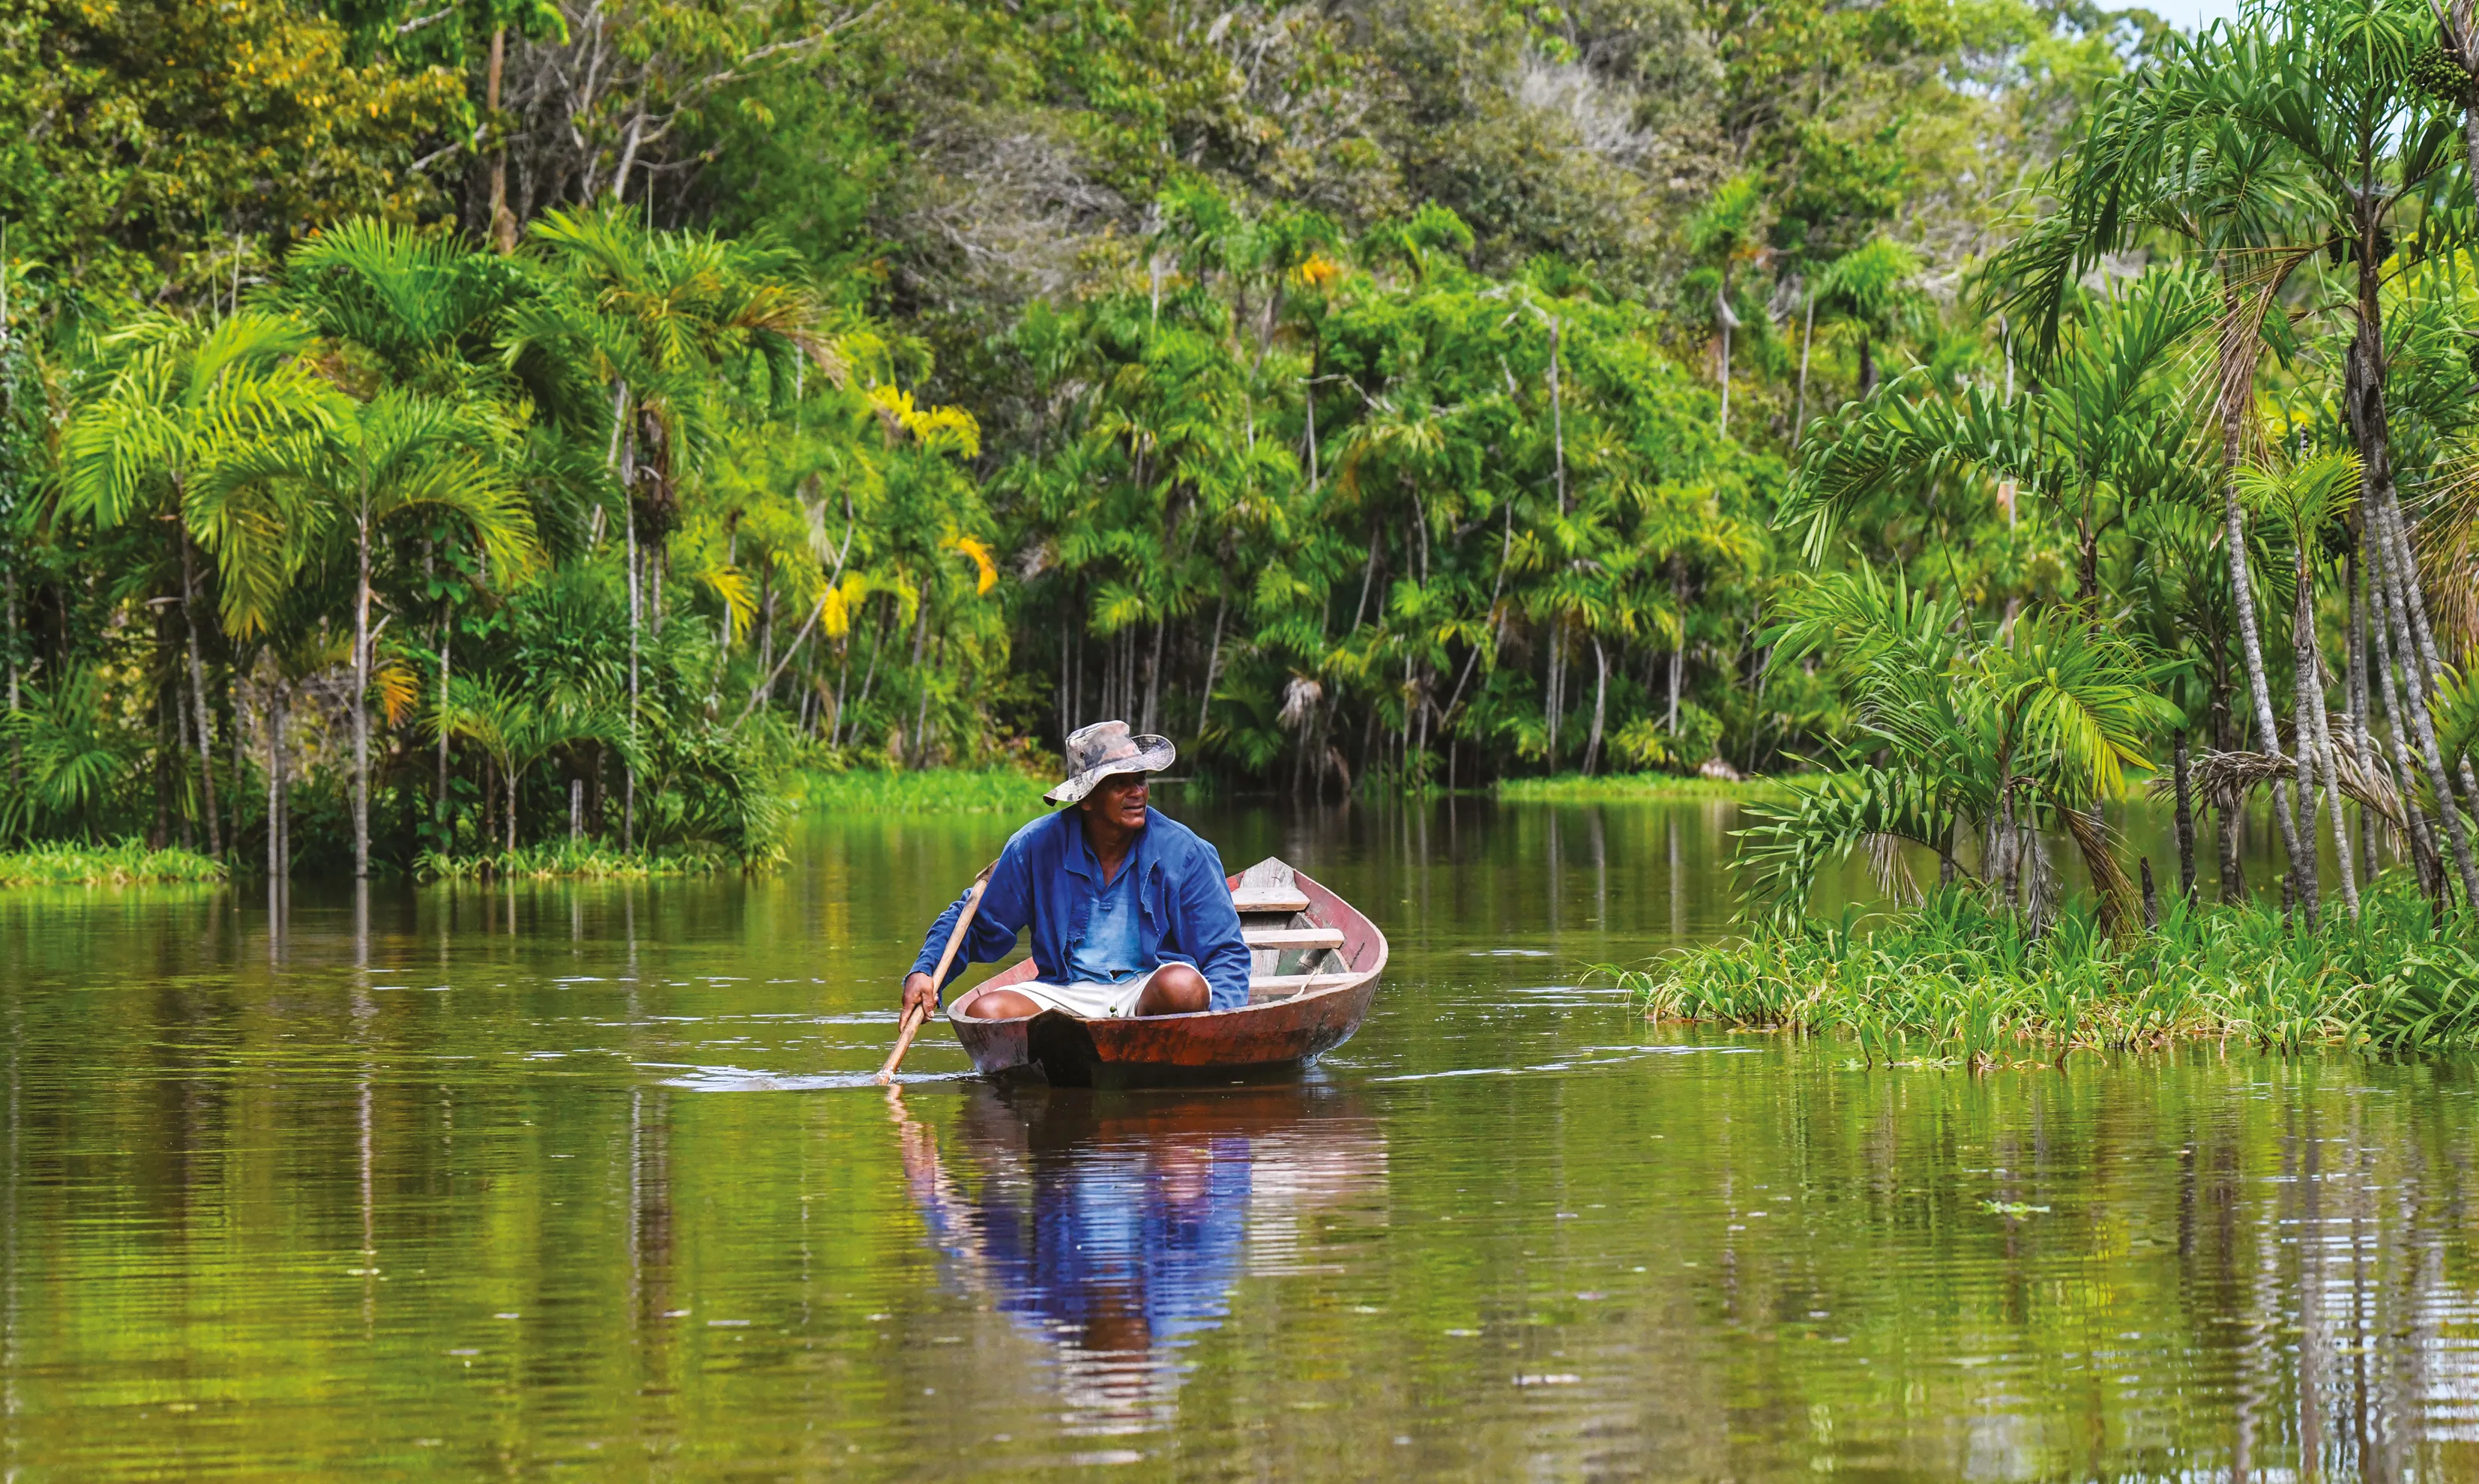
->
[437, 615, 452, 828]
[1585, 639, 1609, 776]
[487, 26, 516, 253]
[1544, 622, 1561, 768]
[1142, 620, 1164, 736]
[850, 599, 888, 749]
[352, 501, 372, 879]
[756, 567, 774, 693]
[906, 579, 931, 763]
[1547, 316, 1567, 513]
[276, 687, 289, 880]
[2369, 530, 2445, 899]
[177, 522, 223, 859]
[2348, 538, 2376, 881]
[1351, 525, 1380, 632]
[2344, 241, 2479, 911]
[153, 669, 172, 848]
[616, 390, 639, 851]
[1197, 597, 1226, 738]
[3, 565, 17, 797]
[2172, 730, 2196, 903]
[1667, 585, 1684, 735]
[267, 682, 283, 881]
[2214, 292, 2313, 920]
[1794, 286, 1816, 446]
[2293, 547, 2358, 919]
[2371, 528, 2462, 907]
[2450, 13, 2479, 232]
[1716, 283, 1733, 441]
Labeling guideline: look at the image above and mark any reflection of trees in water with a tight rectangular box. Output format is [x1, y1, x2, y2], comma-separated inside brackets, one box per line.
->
[892, 1084, 1387, 1436]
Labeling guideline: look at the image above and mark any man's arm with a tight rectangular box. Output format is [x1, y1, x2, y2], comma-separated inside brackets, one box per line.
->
[1178, 844, 1253, 1011]
[907, 832, 1035, 998]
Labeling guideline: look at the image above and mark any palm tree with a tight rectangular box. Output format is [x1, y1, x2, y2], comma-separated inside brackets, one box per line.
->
[0, 667, 135, 843]
[1786, 266, 2209, 602]
[55, 310, 336, 858]
[2241, 447, 2365, 920]
[1743, 567, 2178, 932]
[1687, 174, 1767, 438]
[434, 674, 627, 855]
[217, 391, 536, 877]
[519, 204, 837, 845]
[1989, 0, 2479, 915]
[1816, 238, 1924, 400]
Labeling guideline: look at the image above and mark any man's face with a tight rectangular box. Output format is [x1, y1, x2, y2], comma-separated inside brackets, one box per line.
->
[1080, 772, 1149, 833]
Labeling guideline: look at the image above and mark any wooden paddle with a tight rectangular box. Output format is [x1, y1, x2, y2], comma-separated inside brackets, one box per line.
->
[874, 860, 996, 1085]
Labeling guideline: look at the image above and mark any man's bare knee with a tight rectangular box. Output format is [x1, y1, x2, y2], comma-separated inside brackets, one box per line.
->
[1138, 965, 1210, 1016]
[965, 989, 1041, 1019]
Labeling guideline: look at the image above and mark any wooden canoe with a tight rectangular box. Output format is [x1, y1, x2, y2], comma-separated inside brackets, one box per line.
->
[945, 857, 1387, 1088]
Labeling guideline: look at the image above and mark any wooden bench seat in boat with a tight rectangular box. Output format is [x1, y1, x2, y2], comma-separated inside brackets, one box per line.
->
[1241, 925, 1345, 951]
[1247, 973, 1341, 1001]
[1232, 886, 1310, 913]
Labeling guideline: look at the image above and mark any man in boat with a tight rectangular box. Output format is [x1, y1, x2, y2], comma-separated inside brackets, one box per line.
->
[900, 720, 1253, 1022]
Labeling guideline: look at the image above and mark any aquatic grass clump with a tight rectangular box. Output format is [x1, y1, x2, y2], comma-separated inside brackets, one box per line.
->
[798, 765, 1050, 814]
[1495, 773, 1791, 803]
[1613, 878, 2478, 1061]
[0, 839, 228, 887]
[414, 841, 732, 881]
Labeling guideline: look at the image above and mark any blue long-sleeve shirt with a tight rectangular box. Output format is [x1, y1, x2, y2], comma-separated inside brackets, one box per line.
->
[909, 807, 1254, 1011]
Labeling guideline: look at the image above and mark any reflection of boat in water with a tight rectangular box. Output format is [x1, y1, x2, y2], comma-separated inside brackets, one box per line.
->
[891, 1082, 1386, 1434]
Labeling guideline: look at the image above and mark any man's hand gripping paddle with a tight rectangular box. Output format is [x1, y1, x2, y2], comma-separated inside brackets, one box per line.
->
[874, 861, 996, 1085]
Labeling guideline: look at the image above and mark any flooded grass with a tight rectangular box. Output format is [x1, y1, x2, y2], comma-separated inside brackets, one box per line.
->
[1494, 772, 1794, 803]
[414, 841, 734, 879]
[0, 839, 227, 886]
[1614, 876, 2479, 1061]
[796, 764, 1050, 814]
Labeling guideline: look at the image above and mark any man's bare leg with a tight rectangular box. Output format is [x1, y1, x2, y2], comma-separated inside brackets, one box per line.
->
[963, 988, 1043, 1019]
[964, 966, 1208, 1020]
[1134, 963, 1210, 1016]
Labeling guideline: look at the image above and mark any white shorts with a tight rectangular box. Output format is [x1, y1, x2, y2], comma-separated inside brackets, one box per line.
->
[1006, 966, 1167, 1020]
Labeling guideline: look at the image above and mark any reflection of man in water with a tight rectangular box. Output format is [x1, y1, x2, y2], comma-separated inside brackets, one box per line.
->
[891, 1089, 1250, 1429]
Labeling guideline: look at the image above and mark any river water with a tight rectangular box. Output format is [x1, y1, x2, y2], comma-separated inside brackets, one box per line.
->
[2, 796, 2475, 1480]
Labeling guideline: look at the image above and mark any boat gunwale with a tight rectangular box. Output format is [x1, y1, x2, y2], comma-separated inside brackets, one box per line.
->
[944, 863, 1386, 1034]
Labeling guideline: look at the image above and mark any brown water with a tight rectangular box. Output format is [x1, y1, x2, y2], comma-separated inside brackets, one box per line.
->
[1, 796, 2476, 1480]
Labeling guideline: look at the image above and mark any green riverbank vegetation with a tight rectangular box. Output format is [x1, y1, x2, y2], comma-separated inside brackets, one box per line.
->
[1618, 0, 2479, 1059]
[4, 0, 2479, 955]
[0, 0, 2173, 877]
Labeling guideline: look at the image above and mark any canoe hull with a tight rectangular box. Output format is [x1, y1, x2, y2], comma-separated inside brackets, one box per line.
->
[946, 863, 1385, 1088]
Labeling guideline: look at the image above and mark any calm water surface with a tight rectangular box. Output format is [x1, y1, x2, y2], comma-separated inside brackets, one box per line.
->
[2, 797, 2476, 1480]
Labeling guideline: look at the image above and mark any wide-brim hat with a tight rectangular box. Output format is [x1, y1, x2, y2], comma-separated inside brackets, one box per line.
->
[1046, 720, 1176, 805]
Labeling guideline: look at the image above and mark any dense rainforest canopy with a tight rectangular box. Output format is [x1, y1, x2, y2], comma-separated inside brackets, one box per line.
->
[5, 0, 2478, 928]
